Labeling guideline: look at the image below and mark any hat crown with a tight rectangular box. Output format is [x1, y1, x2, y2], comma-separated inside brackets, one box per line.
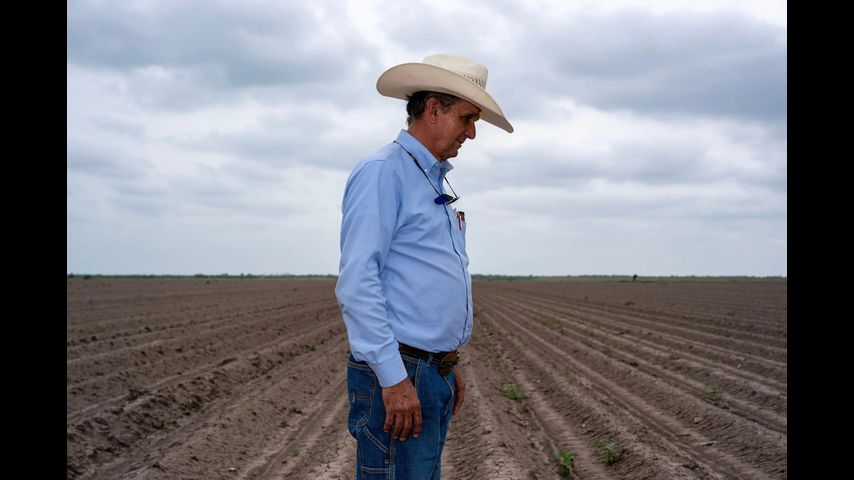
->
[423, 54, 488, 89]
[376, 53, 513, 132]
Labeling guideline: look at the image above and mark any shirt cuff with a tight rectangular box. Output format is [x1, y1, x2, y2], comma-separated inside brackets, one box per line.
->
[372, 354, 408, 388]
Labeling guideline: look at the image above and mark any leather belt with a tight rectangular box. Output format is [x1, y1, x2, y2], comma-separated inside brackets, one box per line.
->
[398, 342, 460, 377]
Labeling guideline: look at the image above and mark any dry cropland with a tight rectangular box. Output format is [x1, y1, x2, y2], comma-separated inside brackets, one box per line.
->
[67, 277, 787, 479]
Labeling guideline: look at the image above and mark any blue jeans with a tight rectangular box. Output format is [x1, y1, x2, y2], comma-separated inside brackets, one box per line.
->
[347, 353, 455, 480]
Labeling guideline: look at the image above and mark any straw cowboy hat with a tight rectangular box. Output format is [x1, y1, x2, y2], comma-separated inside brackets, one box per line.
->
[377, 53, 514, 133]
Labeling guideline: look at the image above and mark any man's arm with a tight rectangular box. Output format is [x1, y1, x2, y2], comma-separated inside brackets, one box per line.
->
[336, 160, 408, 387]
[335, 159, 423, 440]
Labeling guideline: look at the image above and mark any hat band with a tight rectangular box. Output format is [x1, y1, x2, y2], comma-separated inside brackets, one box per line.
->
[455, 72, 485, 88]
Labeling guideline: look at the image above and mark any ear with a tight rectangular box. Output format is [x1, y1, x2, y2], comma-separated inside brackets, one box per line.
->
[425, 97, 441, 124]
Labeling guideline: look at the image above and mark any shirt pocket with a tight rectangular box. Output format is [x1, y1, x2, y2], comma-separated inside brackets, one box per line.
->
[454, 210, 467, 247]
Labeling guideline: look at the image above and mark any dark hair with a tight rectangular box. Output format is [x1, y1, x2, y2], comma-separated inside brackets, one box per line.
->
[406, 91, 460, 126]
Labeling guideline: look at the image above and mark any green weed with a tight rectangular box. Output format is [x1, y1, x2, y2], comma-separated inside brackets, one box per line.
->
[538, 316, 555, 327]
[601, 442, 623, 465]
[502, 383, 532, 413]
[502, 383, 525, 402]
[704, 385, 722, 403]
[556, 451, 576, 477]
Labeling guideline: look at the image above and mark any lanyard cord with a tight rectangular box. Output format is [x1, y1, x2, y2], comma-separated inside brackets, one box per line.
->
[393, 140, 459, 201]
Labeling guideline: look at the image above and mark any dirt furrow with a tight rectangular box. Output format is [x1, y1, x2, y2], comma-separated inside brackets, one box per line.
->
[482, 299, 785, 479]
[67, 314, 343, 423]
[67, 288, 333, 330]
[67, 325, 348, 479]
[467, 336, 616, 480]
[72, 327, 348, 480]
[66, 299, 255, 335]
[492, 291, 787, 386]
[495, 290, 787, 364]
[485, 281, 786, 334]
[477, 308, 712, 479]
[486, 293, 787, 434]
[68, 278, 786, 479]
[489, 291, 786, 389]
[247, 378, 349, 479]
[67, 304, 340, 416]
[494, 286, 787, 349]
[298, 425, 356, 480]
[66, 296, 332, 358]
[441, 353, 533, 479]
[67, 281, 332, 328]
[67, 300, 338, 371]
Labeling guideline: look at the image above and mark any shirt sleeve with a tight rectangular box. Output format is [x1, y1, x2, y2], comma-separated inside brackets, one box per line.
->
[335, 160, 408, 388]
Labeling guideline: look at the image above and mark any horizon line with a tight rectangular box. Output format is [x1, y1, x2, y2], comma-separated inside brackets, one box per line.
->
[67, 273, 787, 279]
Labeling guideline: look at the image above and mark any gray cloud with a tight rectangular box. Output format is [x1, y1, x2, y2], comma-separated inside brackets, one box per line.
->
[573, 47, 787, 119]
[68, 144, 154, 180]
[184, 113, 334, 166]
[90, 116, 147, 137]
[463, 131, 783, 196]
[501, 9, 786, 121]
[467, 182, 784, 226]
[478, 146, 702, 189]
[165, 102, 403, 172]
[67, 1, 787, 275]
[68, 0, 379, 109]
[111, 183, 176, 217]
[373, 3, 786, 124]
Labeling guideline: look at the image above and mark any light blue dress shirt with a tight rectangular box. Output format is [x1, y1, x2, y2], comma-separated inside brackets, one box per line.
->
[335, 130, 473, 388]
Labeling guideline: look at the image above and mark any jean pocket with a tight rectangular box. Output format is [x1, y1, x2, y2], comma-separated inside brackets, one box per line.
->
[443, 369, 455, 416]
[400, 353, 422, 389]
[355, 426, 392, 479]
[347, 358, 392, 479]
[347, 358, 377, 430]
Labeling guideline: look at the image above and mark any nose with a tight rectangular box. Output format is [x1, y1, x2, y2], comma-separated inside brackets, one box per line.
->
[466, 122, 476, 140]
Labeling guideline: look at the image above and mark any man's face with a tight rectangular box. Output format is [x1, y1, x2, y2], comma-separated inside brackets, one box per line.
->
[433, 99, 481, 161]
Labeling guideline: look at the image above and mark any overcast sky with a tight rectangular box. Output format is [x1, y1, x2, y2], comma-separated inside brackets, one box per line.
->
[67, 0, 787, 277]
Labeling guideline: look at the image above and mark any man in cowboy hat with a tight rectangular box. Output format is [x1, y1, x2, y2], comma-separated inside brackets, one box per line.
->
[335, 53, 513, 479]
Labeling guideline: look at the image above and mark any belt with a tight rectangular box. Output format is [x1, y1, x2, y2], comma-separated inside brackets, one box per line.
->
[398, 343, 460, 377]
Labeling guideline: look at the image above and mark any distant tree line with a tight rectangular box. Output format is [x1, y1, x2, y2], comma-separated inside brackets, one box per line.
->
[67, 273, 338, 279]
[68, 273, 785, 282]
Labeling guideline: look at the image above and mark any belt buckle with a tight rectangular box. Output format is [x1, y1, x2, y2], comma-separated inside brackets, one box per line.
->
[437, 351, 460, 377]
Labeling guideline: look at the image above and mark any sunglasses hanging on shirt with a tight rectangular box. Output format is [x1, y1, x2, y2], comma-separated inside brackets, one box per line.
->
[394, 141, 460, 205]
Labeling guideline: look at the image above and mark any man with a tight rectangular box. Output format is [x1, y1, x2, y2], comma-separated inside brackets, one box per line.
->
[335, 53, 513, 479]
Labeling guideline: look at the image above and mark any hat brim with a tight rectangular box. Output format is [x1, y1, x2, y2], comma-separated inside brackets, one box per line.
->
[377, 63, 514, 133]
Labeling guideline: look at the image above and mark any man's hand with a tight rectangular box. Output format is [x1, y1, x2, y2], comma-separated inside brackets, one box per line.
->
[452, 368, 466, 415]
[382, 378, 422, 441]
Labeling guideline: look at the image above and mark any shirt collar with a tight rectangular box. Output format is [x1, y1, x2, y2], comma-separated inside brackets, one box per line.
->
[394, 130, 455, 176]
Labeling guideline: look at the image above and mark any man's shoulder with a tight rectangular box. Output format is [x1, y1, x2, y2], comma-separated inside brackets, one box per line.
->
[342, 142, 409, 202]
[350, 142, 406, 177]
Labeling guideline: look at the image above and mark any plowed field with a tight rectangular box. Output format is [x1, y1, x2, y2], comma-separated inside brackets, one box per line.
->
[67, 278, 787, 479]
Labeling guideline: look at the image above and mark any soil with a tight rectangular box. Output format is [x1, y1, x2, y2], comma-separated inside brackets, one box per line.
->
[67, 277, 787, 479]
